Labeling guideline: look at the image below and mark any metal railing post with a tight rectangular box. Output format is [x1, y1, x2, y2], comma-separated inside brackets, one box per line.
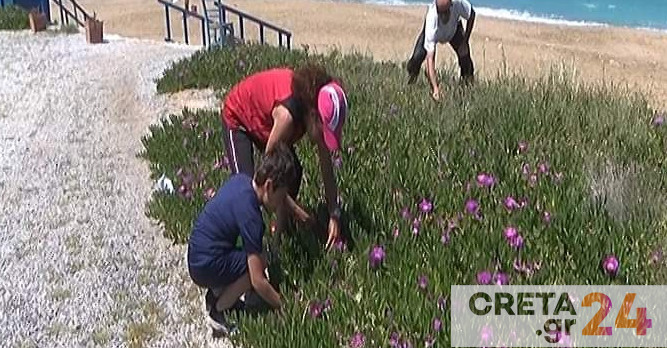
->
[182, 11, 189, 44]
[259, 23, 264, 44]
[239, 16, 244, 40]
[164, 5, 172, 42]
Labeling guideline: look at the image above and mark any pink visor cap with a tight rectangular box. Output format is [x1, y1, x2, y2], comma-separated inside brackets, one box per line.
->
[317, 82, 348, 151]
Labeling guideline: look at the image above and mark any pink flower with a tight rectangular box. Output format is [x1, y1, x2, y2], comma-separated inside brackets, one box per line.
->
[309, 301, 323, 318]
[542, 211, 552, 224]
[412, 218, 421, 236]
[602, 255, 619, 276]
[521, 163, 531, 176]
[349, 332, 365, 348]
[400, 207, 412, 220]
[465, 199, 480, 215]
[476, 173, 496, 188]
[369, 245, 386, 269]
[433, 318, 442, 332]
[419, 198, 433, 214]
[653, 112, 665, 127]
[493, 272, 509, 285]
[503, 226, 518, 239]
[538, 162, 550, 174]
[418, 275, 428, 290]
[518, 141, 528, 153]
[441, 231, 451, 245]
[333, 154, 343, 169]
[503, 196, 521, 212]
[477, 270, 492, 285]
[392, 226, 400, 239]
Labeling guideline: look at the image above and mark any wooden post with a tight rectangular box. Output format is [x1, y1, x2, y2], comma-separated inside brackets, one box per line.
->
[85, 15, 104, 44]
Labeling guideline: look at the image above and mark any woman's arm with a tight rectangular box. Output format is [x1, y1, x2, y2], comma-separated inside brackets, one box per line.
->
[316, 139, 341, 249]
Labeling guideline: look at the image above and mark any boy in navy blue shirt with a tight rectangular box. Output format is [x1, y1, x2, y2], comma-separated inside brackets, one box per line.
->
[187, 143, 295, 335]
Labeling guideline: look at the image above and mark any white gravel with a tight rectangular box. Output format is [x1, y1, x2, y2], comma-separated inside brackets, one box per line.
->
[0, 31, 234, 347]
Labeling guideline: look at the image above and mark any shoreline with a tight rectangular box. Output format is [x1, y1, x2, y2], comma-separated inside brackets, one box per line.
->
[71, 0, 667, 107]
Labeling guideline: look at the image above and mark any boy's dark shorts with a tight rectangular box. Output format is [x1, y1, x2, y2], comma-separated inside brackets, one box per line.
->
[188, 248, 248, 289]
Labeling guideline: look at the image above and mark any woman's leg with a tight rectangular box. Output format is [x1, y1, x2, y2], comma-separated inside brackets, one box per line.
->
[221, 122, 255, 177]
[407, 21, 428, 84]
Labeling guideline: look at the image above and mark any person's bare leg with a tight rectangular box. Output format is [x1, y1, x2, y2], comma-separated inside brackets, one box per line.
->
[215, 273, 251, 311]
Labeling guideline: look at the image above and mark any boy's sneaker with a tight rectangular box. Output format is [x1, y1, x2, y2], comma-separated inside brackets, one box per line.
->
[204, 288, 217, 313]
[208, 308, 239, 337]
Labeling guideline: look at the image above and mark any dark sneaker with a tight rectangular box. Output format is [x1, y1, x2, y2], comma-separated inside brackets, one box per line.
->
[208, 307, 239, 337]
[204, 288, 217, 313]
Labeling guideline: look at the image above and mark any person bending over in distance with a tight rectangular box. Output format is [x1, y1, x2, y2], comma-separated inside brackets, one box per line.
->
[187, 143, 296, 335]
[406, 0, 476, 101]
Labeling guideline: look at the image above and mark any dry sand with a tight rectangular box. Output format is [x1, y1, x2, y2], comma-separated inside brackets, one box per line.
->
[64, 0, 667, 107]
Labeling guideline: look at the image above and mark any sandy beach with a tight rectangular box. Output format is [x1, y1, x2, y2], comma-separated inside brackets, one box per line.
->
[66, 0, 667, 107]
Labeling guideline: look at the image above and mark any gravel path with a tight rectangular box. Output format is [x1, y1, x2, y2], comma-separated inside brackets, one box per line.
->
[0, 31, 231, 347]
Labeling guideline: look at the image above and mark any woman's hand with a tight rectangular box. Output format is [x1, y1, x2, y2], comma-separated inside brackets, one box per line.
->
[325, 216, 341, 250]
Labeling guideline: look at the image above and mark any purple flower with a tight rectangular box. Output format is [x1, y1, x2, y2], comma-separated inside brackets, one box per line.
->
[441, 231, 451, 245]
[477, 270, 492, 285]
[508, 234, 524, 249]
[349, 332, 365, 348]
[602, 255, 619, 276]
[389, 332, 400, 347]
[521, 163, 531, 176]
[333, 154, 343, 169]
[418, 275, 428, 290]
[369, 245, 386, 269]
[309, 301, 323, 318]
[334, 238, 347, 252]
[503, 196, 521, 212]
[465, 199, 480, 215]
[476, 173, 496, 188]
[542, 211, 552, 224]
[652, 113, 665, 127]
[503, 226, 518, 239]
[392, 226, 400, 239]
[518, 141, 528, 153]
[493, 272, 509, 285]
[203, 187, 216, 201]
[437, 296, 447, 311]
[400, 207, 412, 220]
[419, 198, 433, 214]
[433, 317, 442, 332]
[412, 218, 421, 236]
[651, 248, 664, 265]
[538, 162, 550, 174]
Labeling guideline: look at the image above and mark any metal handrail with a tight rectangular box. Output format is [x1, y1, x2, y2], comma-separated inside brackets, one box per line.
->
[52, 0, 92, 27]
[157, 0, 207, 46]
[214, 1, 291, 49]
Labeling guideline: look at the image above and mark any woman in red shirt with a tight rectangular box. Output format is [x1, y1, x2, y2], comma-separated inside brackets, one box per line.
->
[221, 64, 348, 250]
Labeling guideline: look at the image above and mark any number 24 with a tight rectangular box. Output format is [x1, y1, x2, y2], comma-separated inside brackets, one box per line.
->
[582, 293, 652, 336]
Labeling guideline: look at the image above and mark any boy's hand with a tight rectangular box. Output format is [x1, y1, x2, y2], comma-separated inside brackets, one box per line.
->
[325, 217, 341, 250]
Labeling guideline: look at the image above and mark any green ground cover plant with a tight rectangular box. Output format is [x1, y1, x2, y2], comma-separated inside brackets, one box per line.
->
[142, 43, 667, 347]
[0, 5, 29, 30]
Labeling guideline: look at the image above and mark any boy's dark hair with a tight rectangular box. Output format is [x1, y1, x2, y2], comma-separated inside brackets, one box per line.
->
[255, 142, 297, 189]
